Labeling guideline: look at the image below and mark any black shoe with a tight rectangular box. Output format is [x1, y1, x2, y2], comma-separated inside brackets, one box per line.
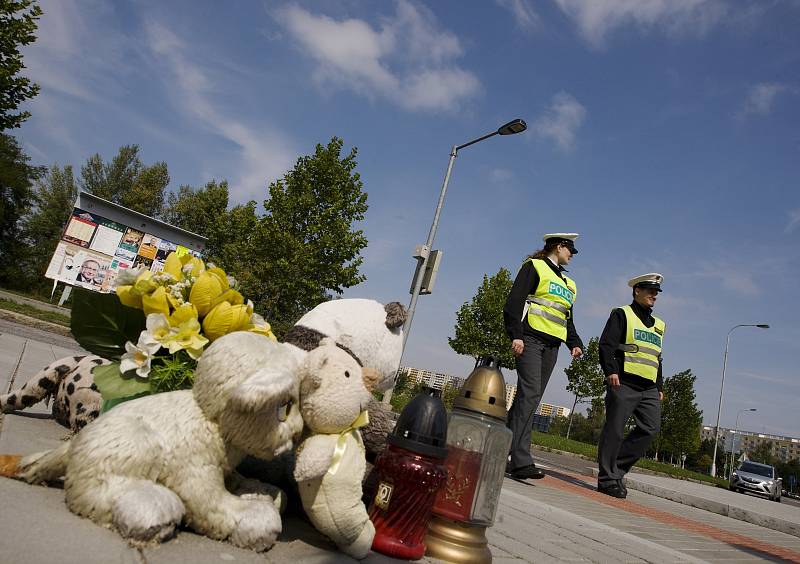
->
[597, 483, 627, 499]
[507, 464, 545, 480]
[620, 481, 628, 496]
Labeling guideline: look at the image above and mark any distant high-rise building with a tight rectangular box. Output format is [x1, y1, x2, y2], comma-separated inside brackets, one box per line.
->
[536, 402, 571, 418]
[398, 365, 518, 407]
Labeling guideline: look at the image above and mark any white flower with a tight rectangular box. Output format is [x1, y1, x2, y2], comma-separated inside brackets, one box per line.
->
[227, 275, 237, 288]
[113, 266, 146, 287]
[120, 340, 156, 379]
[140, 313, 173, 348]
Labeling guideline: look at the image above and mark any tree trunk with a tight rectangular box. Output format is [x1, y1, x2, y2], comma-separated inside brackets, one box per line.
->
[566, 394, 579, 439]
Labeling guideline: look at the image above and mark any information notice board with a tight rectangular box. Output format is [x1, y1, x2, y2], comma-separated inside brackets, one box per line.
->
[45, 192, 207, 293]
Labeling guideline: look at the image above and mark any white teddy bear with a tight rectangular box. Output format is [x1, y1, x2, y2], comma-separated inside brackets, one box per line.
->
[293, 339, 377, 559]
[284, 299, 406, 391]
[16, 332, 304, 551]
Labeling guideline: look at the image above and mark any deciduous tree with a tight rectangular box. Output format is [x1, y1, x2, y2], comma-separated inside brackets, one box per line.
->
[563, 336, 605, 438]
[248, 137, 368, 336]
[449, 268, 516, 370]
[0, 0, 42, 130]
[658, 369, 703, 465]
[18, 164, 77, 289]
[80, 145, 169, 216]
[0, 133, 41, 284]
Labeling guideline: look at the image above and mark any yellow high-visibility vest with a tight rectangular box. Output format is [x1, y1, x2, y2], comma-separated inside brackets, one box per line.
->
[524, 259, 576, 342]
[618, 305, 665, 382]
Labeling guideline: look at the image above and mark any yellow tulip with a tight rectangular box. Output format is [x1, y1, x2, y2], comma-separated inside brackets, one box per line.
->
[142, 286, 171, 318]
[116, 285, 143, 309]
[189, 272, 224, 316]
[202, 302, 252, 341]
[166, 318, 208, 359]
[210, 288, 244, 309]
[181, 255, 205, 277]
[169, 302, 198, 327]
[249, 323, 277, 341]
[163, 252, 183, 280]
[207, 267, 229, 290]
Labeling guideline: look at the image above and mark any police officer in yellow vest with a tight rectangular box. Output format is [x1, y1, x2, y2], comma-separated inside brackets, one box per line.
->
[503, 233, 584, 480]
[597, 273, 665, 498]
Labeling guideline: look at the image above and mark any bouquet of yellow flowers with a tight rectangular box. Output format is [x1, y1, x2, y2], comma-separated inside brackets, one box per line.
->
[70, 252, 276, 407]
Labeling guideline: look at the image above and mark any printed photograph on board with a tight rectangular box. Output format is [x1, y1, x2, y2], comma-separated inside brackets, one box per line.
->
[137, 233, 160, 260]
[115, 228, 144, 261]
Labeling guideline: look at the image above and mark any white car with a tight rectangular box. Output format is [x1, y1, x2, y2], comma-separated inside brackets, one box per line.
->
[729, 461, 782, 502]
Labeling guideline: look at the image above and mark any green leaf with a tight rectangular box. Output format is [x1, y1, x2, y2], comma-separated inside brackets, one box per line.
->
[70, 288, 146, 359]
[92, 362, 151, 400]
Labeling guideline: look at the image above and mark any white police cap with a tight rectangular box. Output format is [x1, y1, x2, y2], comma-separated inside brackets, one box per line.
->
[628, 273, 664, 292]
[542, 233, 579, 253]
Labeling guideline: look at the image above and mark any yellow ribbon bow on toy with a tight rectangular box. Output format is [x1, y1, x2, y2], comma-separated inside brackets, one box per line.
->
[328, 410, 370, 476]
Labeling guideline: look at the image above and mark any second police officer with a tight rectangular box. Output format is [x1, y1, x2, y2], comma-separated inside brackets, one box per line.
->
[597, 273, 666, 498]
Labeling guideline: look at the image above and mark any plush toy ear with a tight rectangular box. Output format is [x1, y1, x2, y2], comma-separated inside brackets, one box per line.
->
[228, 367, 298, 414]
[362, 367, 380, 392]
[384, 302, 407, 330]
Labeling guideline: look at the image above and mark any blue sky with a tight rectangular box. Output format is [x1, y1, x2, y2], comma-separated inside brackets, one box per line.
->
[17, 0, 800, 437]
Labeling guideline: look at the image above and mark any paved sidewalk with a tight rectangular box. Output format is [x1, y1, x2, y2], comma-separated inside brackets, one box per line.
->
[4, 318, 800, 562]
[622, 472, 800, 538]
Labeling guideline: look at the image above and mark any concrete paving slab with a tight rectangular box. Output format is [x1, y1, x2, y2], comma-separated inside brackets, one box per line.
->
[0, 476, 140, 564]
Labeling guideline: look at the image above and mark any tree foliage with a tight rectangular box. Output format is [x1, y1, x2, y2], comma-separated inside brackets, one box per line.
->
[0, 0, 42, 130]
[563, 336, 605, 437]
[164, 138, 368, 337]
[17, 164, 78, 290]
[656, 369, 703, 462]
[80, 145, 169, 217]
[449, 268, 515, 370]
[0, 133, 41, 283]
[247, 137, 368, 336]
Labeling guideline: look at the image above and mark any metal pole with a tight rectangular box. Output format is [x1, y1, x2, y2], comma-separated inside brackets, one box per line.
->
[402, 145, 458, 350]
[382, 146, 458, 406]
[711, 328, 735, 478]
[710, 324, 769, 476]
[382, 124, 514, 406]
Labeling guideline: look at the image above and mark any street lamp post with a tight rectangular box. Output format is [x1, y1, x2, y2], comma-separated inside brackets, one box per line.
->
[728, 408, 757, 478]
[383, 119, 527, 405]
[710, 324, 769, 477]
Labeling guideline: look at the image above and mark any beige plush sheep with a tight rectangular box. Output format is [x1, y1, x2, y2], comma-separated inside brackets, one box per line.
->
[16, 332, 304, 551]
[293, 339, 377, 559]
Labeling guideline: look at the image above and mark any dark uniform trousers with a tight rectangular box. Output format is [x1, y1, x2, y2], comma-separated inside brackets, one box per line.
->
[597, 384, 661, 486]
[507, 334, 559, 469]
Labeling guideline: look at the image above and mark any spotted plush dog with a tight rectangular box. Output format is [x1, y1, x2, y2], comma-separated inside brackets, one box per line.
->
[0, 355, 108, 432]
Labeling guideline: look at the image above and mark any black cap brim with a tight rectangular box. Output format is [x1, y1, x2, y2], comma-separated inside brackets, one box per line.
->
[635, 282, 662, 292]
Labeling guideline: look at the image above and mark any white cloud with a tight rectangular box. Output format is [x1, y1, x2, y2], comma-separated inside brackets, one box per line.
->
[737, 82, 788, 121]
[531, 92, 587, 151]
[552, 0, 728, 48]
[275, 1, 480, 112]
[787, 208, 800, 233]
[496, 0, 541, 30]
[489, 168, 515, 183]
[145, 23, 295, 202]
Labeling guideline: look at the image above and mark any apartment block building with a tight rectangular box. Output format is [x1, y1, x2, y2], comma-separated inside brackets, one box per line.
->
[701, 425, 800, 462]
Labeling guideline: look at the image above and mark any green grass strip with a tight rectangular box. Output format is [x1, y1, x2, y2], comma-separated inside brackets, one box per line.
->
[531, 431, 728, 487]
[0, 298, 72, 327]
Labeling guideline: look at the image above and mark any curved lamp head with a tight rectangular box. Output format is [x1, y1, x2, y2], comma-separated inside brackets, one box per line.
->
[497, 119, 527, 135]
[756, 324, 770, 329]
